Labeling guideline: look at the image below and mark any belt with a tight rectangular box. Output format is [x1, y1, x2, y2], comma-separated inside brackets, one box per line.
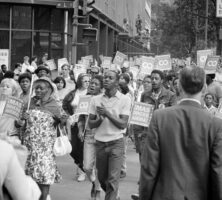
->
[96, 138, 123, 145]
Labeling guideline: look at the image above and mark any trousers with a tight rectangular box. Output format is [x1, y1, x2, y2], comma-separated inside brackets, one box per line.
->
[96, 138, 124, 200]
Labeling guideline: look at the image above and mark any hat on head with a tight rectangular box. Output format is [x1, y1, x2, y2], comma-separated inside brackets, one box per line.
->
[35, 65, 51, 75]
[34, 77, 54, 93]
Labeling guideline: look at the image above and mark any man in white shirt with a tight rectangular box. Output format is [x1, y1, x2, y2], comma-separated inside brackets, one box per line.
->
[89, 70, 131, 200]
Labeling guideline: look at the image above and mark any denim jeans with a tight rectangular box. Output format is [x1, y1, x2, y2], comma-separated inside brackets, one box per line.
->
[96, 138, 124, 200]
[83, 141, 101, 191]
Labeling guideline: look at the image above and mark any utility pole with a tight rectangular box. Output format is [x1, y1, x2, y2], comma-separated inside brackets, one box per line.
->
[72, 0, 79, 65]
[204, 0, 208, 49]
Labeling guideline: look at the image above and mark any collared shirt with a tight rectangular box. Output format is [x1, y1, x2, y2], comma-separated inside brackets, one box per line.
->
[179, 98, 201, 105]
[89, 90, 131, 142]
[204, 104, 217, 115]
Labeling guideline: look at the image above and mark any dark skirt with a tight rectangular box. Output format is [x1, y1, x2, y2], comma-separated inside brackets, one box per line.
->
[70, 124, 84, 171]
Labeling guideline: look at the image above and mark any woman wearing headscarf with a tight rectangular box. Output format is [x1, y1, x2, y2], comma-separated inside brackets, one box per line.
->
[22, 77, 65, 200]
[63, 73, 90, 182]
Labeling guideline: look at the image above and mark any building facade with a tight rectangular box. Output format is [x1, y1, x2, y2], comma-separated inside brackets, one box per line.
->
[0, 0, 150, 69]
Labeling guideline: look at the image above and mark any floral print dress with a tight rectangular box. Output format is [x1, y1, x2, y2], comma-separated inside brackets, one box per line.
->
[23, 108, 61, 185]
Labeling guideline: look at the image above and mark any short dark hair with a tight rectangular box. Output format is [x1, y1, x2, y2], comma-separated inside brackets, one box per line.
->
[107, 70, 120, 81]
[179, 66, 205, 95]
[1, 64, 6, 70]
[54, 76, 66, 88]
[31, 56, 37, 61]
[151, 69, 164, 80]
[92, 75, 103, 89]
[18, 73, 32, 83]
[3, 71, 14, 79]
[14, 63, 21, 69]
[120, 73, 130, 84]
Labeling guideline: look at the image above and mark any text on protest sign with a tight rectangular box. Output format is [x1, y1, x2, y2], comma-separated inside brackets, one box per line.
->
[73, 64, 87, 81]
[113, 51, 127, 67]
[139, 56, 155, 77]
[2, 96, 24, 120]
[129, 102, 154, 127]
[204, 56, 220, 74]
[58, 58, 69, 74]
[45, 59, 57, 71]
[155, 55, 172, 71]
[217, 0, 222, 17]
[197, 49, 214, 68]
[101, 56, 112, 69]
[75, 95, 91, 115]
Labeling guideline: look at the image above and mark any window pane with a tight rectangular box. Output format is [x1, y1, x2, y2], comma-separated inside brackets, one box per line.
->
[51, 33, 63, 49]
[0, 31, 9, 49]
[33, 32, 49, 58]
[0, 5, 10, 28]
[11, 31, 31, 66]
[51, 9, 64, 32]
[12, 6, 32, 29]
[51, 49, 63, 61]
[34, 6, 51, 31]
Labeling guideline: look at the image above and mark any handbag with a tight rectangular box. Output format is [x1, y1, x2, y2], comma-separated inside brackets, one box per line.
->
[53, 125, 72, 156]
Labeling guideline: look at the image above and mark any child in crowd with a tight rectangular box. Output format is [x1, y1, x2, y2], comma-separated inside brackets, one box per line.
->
[204, 93, 217, 115]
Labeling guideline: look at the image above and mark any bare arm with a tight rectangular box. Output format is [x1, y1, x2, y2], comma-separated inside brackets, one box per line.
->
[88, 114, 103, 129]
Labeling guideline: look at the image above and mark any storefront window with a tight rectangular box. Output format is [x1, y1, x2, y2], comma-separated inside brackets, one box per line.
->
[0, 5, 10, 28]
[51, 33, 63, 49]
[34, 6, 51, 31]
[11, 31, 31, 66]
[51, 9, 64, 32]
[0, 31, 9, 49]
[12, 6, 32, 29]
[33, 32, 49, 58]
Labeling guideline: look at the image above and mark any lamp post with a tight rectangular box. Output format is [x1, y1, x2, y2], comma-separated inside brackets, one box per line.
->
[204, 0, 208, 49]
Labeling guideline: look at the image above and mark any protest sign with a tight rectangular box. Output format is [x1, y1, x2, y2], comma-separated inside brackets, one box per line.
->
[58, 58, 69, 74]
[134, 57, 141, 66]
[197, 49, 214, 68]
[129, 102, 154, 127]
[155, 55, 172, 71]
[0, 49, 9, 70]
[2, 96, 24, 120]
[130, 65, 140, 80]
[215, 102, 222, 119]
[45, 59, 57, 71]
[113, 51, 127, 67]
[81, 56, 91, 68]
[204, 55, 220, 74]
[73, 64, 87, 81]
[75, 95, 91, 115]
[101, 57, 112, 69]
[139, 56, 155, 77]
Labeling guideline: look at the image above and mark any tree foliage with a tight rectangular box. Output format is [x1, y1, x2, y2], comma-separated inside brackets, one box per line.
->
[151, 0, 220, 58]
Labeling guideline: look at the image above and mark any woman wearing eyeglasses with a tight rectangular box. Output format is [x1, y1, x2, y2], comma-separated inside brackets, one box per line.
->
[62, 73, 90, 182]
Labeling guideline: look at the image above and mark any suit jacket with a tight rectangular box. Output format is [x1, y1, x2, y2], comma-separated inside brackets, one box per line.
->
[139, 100, 222, 200]
[0, 72, 4, 83]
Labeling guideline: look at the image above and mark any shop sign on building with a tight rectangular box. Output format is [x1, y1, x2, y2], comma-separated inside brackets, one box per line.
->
[217, 0, 222, 17]
[0, 49, 9, 70]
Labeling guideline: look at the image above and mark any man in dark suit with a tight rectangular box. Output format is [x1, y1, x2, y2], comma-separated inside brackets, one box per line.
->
[140, 66, 222, 200]
[0, 64, 7, 83]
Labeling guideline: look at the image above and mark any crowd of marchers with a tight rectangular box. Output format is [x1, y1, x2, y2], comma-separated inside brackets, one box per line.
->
[0, 54, 222, 200]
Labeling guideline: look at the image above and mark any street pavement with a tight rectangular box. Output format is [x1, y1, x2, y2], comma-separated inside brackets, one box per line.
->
[51, 140, 140, 200]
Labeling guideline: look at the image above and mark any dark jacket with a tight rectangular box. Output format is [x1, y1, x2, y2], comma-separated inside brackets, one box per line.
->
[62, 89, 76, 115]
[141, 87, 176, 110]
[140, 100, 222, 200]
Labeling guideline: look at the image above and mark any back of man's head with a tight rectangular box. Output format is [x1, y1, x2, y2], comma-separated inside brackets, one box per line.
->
[179, 66, 205, 95]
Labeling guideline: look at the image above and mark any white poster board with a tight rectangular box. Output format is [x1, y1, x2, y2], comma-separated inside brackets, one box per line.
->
[0, 49, 9, 70]
[197, 49, 214, 68]
[217, 0, 222, 17]
[58, 58, 69, 74]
